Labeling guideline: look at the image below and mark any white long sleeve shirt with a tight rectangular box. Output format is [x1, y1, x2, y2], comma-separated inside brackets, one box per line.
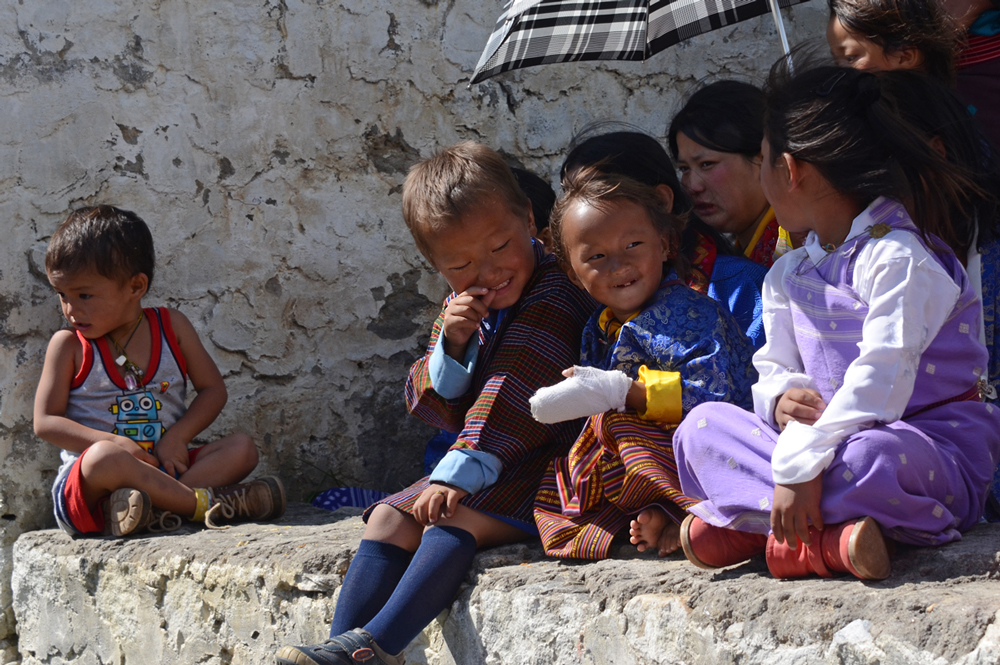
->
[753, 200, 963, 485]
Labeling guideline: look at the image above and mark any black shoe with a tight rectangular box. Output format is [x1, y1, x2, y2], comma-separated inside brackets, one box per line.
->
[276, 629, 404, 665]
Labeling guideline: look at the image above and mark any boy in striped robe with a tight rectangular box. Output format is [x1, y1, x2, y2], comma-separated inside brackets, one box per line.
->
[278, 142, 595, 665]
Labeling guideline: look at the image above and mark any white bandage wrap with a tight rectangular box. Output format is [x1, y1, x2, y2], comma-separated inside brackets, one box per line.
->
[529, 365, 632, 424]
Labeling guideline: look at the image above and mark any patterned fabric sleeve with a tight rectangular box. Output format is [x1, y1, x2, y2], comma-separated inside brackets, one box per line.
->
[609, 284, 756, 414]
[447, 276, 596, 469]
[404, 301, 475, 433]
[405, 256, 597, 468]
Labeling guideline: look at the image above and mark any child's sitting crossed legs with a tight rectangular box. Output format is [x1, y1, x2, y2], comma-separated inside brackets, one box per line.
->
[34, 205, 285, 536]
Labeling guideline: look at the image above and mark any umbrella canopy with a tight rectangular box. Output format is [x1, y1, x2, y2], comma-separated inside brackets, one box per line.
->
[472, 0, 811, 84]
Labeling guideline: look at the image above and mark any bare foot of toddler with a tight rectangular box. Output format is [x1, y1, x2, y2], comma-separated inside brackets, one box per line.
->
[629, 507, 681, 557]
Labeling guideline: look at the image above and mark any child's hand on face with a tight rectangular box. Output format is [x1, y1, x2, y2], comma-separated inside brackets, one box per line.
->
[441, 287, 496, 361]
[775, 388, 827, 430]
[413, 482, 469, 526]
[771, 475, 825, 549]
[155, 434, 191, 478]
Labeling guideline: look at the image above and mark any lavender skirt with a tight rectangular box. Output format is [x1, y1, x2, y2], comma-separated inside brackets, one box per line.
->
[673, 401, 1000, 546]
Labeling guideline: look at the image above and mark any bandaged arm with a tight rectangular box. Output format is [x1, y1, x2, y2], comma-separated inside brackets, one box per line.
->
[529, 365, 683, 424]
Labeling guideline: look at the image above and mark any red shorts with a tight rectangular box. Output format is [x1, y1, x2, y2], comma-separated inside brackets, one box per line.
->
[58, 445, 205, 535]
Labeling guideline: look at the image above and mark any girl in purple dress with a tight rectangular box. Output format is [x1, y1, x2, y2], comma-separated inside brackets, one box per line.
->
[672, 63, 1000, 580]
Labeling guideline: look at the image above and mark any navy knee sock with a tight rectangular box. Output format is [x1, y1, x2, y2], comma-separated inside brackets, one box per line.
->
[362, 526, 477, 655]
[329, 539, 413, 637]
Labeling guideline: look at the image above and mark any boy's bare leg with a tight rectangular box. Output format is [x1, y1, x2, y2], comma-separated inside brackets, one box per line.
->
[80, 439, 197, 516]
[363, 504, 424, 552]
[177, 432, 258, 488]
[428, 504, 530, 548]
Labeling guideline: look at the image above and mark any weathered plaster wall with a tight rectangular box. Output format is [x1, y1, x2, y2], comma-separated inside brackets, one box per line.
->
[0, 0, 828, 659]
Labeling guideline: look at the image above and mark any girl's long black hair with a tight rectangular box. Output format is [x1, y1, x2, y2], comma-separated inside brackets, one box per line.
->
[764, 59, 998, 259]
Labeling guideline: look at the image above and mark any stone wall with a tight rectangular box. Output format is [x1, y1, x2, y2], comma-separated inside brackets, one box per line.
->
[11, 506, 1000, 665]
[0, 0, 828, 660]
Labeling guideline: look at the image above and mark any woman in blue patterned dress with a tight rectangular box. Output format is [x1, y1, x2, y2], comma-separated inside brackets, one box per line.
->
[531, 170, 756, 560]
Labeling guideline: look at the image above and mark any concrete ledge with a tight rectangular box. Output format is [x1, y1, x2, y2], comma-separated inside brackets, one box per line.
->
[10, 504, 1000, 665]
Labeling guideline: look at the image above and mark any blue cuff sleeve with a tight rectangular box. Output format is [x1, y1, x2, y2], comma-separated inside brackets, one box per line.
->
[428, 336, 479, 400]
[428, 449, 503, 494]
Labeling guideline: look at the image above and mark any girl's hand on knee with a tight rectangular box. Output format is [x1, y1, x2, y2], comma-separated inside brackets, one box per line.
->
[111, 436, 160, 468]
[774, 388, 826, 430]
[770, 475, 825, 549]
[413, 483, 469, 526]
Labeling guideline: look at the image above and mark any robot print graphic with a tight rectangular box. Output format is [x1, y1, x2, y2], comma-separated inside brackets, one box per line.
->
[110, 389, 166, 454]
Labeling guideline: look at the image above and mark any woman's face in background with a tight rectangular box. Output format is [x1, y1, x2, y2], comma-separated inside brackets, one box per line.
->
[675, 132, 770, 243]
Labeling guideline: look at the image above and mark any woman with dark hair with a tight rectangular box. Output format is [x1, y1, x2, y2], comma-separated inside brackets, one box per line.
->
[668, 81, 792, 268]
[826, 0, 1000, 152]
[562, 125, 769, 348]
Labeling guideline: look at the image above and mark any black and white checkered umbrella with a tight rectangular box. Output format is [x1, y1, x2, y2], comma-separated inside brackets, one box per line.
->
[471, 0, 811, 83]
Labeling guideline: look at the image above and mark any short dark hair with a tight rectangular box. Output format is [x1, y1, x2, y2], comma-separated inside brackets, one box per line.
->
[828, 0, 958, 84]
[550, 168, 687, 277]
[668, 81, 766, 160]
[46, 205, 156, 286]
[402, 141, 531, 262]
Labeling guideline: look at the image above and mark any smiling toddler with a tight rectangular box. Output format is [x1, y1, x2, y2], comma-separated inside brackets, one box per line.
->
[530, 170, 756, 560]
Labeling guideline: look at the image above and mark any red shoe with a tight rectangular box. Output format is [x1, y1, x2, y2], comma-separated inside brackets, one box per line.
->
[680, 514, 767, 569]
[766, 517, 891, 580]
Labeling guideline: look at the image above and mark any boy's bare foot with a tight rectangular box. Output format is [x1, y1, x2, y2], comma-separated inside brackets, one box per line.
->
[629, 507, 681, 557]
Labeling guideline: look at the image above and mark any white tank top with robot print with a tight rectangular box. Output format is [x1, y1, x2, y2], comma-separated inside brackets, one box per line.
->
[59, 307, 189, 473]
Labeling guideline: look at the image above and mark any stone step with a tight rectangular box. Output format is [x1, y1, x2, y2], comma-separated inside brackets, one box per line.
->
[10, 503, 1000, 665]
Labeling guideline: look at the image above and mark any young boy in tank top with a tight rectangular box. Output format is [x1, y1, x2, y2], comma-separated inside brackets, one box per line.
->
[34, 205, 286, 537]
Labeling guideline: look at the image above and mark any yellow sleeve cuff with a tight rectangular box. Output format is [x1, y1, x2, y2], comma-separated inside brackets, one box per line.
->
[638, 365, 682, 423]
